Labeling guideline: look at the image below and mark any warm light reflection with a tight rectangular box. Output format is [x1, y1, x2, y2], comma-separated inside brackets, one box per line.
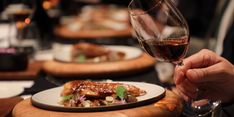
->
[16, 22, 25, 29]
[43, 1, 52, 10]
[16, 18, 30, 29]
[25, 18, 31, 24]
[43, 0, 60, 10]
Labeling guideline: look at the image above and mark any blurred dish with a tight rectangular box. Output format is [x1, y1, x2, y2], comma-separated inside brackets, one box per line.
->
[55, 5, 132, 39]
[44, 43, 155, 77]
[31, 81, 165, 111]
[53, 43, 142, 63]
[0, 83, 24, 98]
[43, 53, 155, 78]
[55, 26, 131, 39]
[60, 80, 146, 107]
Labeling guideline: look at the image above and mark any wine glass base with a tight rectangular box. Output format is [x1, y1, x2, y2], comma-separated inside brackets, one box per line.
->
[183, 100, 221, 117]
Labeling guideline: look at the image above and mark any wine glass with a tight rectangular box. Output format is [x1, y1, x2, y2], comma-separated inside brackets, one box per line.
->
[3, 0, 35, 47]
[128, 0, 220, 116]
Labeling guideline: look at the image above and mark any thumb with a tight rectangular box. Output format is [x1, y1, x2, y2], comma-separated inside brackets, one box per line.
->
[186, 68, 211, 83]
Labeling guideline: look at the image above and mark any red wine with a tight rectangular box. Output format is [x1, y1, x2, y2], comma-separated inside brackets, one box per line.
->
[140, 36, 189, 63]
[11, 10, 32, 22]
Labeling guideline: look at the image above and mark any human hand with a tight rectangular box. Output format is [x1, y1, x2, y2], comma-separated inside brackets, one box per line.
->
[173, 49, 234, 103]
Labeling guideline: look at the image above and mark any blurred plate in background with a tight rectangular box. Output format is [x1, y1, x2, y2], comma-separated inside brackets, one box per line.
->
[0, 83, 24, 98]
[53, 43, 143, 63]
[54, 5, 132, 39]
[42, 53, 155, 78]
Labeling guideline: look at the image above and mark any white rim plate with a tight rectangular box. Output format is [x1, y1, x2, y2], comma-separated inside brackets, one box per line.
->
[31, 81, 165, 112]
[0, 84, 24, 98]
[53, 44, 143, 63]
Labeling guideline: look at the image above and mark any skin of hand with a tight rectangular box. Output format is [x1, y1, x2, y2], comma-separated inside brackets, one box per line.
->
[173, 49, 234, 103]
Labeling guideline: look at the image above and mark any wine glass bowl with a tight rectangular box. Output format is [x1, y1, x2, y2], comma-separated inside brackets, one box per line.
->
[5, 2, 34, 29]
[128, 0, 189, 65]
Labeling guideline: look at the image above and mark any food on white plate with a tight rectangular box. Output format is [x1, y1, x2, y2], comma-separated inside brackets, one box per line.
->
[60, 80, 146, 107]
[71, 43, 125, 63]
[62, 5, 130, 31]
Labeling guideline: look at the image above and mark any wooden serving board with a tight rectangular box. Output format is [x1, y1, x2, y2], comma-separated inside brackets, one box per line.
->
[42, 53, 155, 78]
[55, 26, 132, 39]
[12, 90, 183, 117]
[0, 61, 43, 80]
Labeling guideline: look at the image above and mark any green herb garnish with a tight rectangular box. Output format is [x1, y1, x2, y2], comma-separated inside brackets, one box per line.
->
[62, 94, 74, 101]
[116, 85, 126, 100]
[77, 54, 86, 63]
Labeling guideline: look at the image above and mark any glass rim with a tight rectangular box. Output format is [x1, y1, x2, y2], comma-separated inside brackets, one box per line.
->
[128, 0, 163, 16]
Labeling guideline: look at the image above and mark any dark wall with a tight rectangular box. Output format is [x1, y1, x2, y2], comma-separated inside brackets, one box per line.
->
[177, 0, 218, 38]
[221, 21, 234, 64]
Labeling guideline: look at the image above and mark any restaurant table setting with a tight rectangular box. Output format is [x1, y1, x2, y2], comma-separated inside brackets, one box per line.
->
[1, 68, 233, 117]
[1, 1, 234, 117]
[53, 4, 136, 46]
[42, 43, 155, 78]
[0, 41, 231, 116]
[0, 1, 182, 117]
[4, 68, 184, 117]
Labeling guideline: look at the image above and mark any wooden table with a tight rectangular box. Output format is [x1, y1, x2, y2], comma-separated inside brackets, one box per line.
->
[43, 53, 155, 78]
[0, 61, 43, 80]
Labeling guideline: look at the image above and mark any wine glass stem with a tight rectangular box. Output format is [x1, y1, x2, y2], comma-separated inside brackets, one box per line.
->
[174, 60, 184, 66]
[7, 20, 14, 47]
[17, 28, 23, 41]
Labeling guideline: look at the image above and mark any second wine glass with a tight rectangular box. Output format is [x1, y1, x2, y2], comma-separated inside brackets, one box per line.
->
[4, 0, 35, 46]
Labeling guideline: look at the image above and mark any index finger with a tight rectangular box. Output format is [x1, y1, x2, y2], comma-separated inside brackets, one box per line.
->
[179, 49, 220, 72]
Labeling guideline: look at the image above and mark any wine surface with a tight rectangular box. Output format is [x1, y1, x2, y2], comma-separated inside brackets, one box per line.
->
[140, 36, 189, 62]
[11, 10, 32, 22]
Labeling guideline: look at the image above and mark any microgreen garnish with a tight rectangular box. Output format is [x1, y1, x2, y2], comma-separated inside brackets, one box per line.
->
[116, 85, 126, 100]
[77, 54, 86, 63]
[62, 94, 74, 101]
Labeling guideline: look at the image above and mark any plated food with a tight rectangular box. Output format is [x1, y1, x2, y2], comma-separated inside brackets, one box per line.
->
[53, 43, 143, 63]
[62, 5, 130, 31]
[55, 5, 131, 38]
[60, 80, 146, 107]
[71, 43, 125, 63]
[19, 89, 183, 116]
[32, 81, 165, 111]
[45, 44, 154, 77]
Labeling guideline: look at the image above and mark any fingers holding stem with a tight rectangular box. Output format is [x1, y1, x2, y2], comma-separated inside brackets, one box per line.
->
[176, 79, 198, 101]
[174, 65, 199, 101]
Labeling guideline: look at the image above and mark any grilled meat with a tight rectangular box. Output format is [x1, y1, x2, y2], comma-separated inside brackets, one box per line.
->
[61, 80, 146, 98]
[72, 43, 109, 58]
[71, 43, 125, 63]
